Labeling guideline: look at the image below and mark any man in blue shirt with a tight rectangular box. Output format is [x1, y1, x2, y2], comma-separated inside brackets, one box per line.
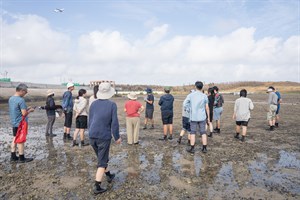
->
[275, 88, 282, 127]
[9, 83, 35, 163]
[89, 82, 121, 195]
[62, 82, 74, 140]
[184, 81, 210, 154]
[158, 86, 174, 140]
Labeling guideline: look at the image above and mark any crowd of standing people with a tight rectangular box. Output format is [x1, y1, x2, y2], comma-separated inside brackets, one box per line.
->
[7, 81, 282, 195]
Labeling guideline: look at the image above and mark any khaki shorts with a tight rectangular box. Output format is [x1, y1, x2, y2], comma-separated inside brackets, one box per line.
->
[267, 104, 277, 120]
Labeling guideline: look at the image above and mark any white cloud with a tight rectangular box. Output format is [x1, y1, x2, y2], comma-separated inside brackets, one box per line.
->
[1, 14, 299, 85]
[2, 14, 71, 66]
[144, 24, 169, 45]
[78, 30, 134, 62]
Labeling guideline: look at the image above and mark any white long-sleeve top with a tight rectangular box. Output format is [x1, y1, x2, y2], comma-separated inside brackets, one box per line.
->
[234, 97, 254, 121]
[73, 96, 88, 116]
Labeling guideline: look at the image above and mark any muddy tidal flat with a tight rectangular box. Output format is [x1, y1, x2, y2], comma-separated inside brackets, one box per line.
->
[0, 94, 299, 200]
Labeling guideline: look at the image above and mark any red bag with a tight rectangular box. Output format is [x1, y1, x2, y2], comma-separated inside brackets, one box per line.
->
[14, 116, 28, 143]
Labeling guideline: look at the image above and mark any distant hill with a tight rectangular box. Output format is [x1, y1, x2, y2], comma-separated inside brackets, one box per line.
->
[1, 81, 299, 103]
[116, 81, 300, 94]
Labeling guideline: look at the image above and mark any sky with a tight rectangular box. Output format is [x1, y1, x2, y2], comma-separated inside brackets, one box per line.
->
[0, 0, 299, 86]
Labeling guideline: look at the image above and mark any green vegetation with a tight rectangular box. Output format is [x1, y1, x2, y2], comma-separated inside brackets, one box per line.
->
[61, 82, 81, 86]
[0, 78, 11, 82]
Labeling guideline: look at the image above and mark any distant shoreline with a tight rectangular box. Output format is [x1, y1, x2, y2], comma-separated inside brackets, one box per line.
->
[1, 81, 299, 103]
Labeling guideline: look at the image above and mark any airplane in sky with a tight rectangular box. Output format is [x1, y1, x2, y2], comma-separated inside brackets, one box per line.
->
[54, 8, 64, 13]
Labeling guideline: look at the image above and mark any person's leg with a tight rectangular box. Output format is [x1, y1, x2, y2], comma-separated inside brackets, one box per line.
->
[209, 122, 213, 133]
[199, 121, 208, 153]
[177, 130, 185, 143]
[168, 113, 173, 139]
[95, 167, 106, 182]
[49, 116, 56, 136]
[163, 125, 168, 136]
[18, 143, 33, 163]
[275, 105, 280, 127]
[46, 116, 51, 135]
[187, 122, 196, 154]
[66, 112, 73, 139]
[150, 118, 154, 128]
[126, 118, 134, 144]
[18, 143, 24, 155]
[179, 117, 189, 143]
[215, 121, 218, 130]
[236, 125, 240, 134]
[10, 127, 19, 161]
[272, 118, 276, 126]
[66, 127, 71, 134]
[159, 112, 168, 140]
[73, 128, 80, 146]
[217, 120, 221, 130]
[240, 126, 247, 142]
[133, 117, 140, 144]
[242, 126, 247, 136]
[11, 139, 17, 153]
[268, 105, 276, 131]
[208, 122, 213, 137]
[190, 134, 195, 145]
[150, 109, 154, 128]
[79, 129, 85, 143]
[94, 140, 112, 194]
[275, 114, 280, 127]
[143, 117, 148, 129]
[168, 124, 173, 140]
[235, 123, 241, 139]
[11, 139, 17, 161]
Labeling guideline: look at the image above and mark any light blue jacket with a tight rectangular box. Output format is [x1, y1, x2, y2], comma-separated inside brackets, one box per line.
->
[183, 91, 208, 122]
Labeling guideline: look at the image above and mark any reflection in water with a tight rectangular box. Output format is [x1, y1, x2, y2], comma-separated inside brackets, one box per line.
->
[194, 154, 202, 177]
[172, 150, 181, 173]
[110, 152, 128, 190]
[208, 162, 239, 199]
[249, 151, 300, 195]
[141, 152, 163, 185]
[127, 148, 140, 177]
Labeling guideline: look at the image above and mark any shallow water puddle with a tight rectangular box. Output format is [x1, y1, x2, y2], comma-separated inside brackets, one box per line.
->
[248, 150, 300, 195]
[141, 153, 163, 185]
[208, 162, 239, 199]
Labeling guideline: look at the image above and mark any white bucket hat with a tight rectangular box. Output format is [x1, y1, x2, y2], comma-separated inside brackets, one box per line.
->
[47, 89, 55, 96]
[67, 82, 74, 89]
[127, 92, 137, 100]
[97, 82, 115, 99]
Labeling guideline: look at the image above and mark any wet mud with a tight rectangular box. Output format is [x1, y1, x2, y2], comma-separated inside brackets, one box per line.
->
[0, 94, 299, 199]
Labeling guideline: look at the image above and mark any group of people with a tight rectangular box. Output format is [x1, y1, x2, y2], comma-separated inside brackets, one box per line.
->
[7, 81, 282, 195]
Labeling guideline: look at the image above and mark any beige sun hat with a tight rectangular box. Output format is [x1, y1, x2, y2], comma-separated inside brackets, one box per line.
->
[47, 89, 55, 96]
[96, 82, 115, 99]
[127, 92, 137, 100]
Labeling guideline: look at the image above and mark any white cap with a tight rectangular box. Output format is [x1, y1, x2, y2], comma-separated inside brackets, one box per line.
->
[67, 82, 74, 89]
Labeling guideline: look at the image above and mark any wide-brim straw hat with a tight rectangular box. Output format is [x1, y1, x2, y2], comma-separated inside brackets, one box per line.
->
[47, 89, 55, 96]
[127, 92, 137, 100]
[97, 82, 115, 99]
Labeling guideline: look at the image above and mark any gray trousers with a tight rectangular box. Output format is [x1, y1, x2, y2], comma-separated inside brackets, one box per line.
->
[46, 115, 56, 135]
